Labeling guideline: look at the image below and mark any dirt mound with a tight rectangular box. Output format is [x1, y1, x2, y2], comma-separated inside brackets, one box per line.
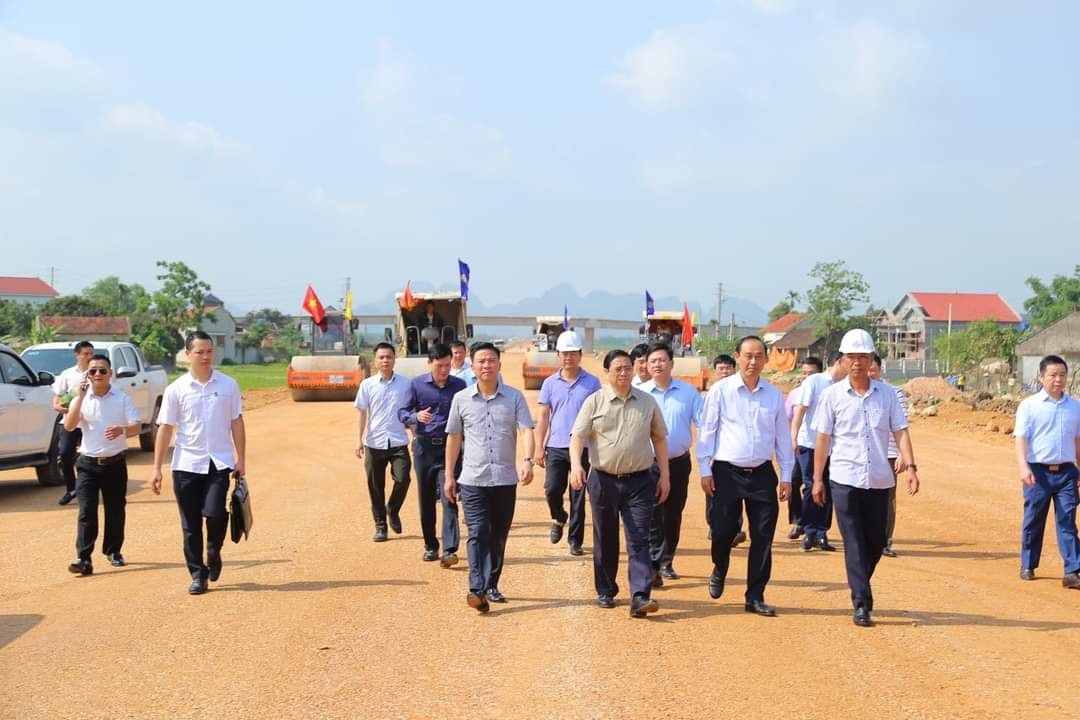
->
[976, 397, 1020, 415]
[901, 376, 960, 399]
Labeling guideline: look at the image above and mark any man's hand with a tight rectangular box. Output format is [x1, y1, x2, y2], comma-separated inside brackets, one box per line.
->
[519, 461, 534, 485]
[778, 482, 790, 502]
[701, 474, 715, 497]
[894, 456, 906, 474]
[906, 468, 920, 496]
[535, 451, 547, 469]
[656, 474, 670, 503]
[104, 425, 123, 441]
[416, 406, 434, 424]
[151, 468, 163, 495]
[355, 443, 365, 460]
[569, 466, 586, 491]
[1020, 465, 1035, 487]
[444, 476, 458, 505]
[233, 460, 245, 479]
[812, 478, 827, 507]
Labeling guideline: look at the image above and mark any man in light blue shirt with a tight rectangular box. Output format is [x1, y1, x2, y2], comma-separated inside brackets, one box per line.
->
[642, 342, 703, 581]
[1013, 354, 1080, 589]
[449, 340, 477, 384]
[355, 342, 413, 542]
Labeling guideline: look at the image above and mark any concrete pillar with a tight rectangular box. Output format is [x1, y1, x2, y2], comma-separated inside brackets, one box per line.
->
[583, 326, 596, 354]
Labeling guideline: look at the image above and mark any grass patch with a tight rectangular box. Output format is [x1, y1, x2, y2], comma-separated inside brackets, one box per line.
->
[168, 362, 289, 391]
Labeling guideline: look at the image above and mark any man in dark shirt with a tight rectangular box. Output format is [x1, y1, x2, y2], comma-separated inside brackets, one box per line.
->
[399, 343, 467, 566]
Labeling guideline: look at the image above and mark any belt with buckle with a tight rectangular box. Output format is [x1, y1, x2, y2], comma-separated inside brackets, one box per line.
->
[722, 461, 766, 475]
[598, 468, 650, 480]
[417, 435, 445, 445]
[83, 453, 125, 466]
[1035, 462, 1074, 473]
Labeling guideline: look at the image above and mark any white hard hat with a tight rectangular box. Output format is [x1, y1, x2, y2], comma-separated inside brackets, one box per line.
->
[555, 330, 583, 352]
[839, 329, 876, 354]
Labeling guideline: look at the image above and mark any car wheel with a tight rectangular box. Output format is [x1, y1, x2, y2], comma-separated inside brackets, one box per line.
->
[36, 424, 65, 486]
[139, 399, 161, 452]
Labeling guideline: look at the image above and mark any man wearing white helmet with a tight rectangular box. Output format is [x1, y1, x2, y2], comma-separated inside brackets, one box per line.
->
[810, 329, 921, 627]
[534, 330, 602, 555]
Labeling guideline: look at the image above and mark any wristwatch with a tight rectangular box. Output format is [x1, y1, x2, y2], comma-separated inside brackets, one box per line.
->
[907, 464, 918, 471]
[523, 457, 534, 465]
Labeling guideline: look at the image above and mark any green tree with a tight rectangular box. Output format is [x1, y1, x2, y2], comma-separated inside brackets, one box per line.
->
[30, 318, 60, 345]
[82, 276, 152, 317]
[934, 318, 1021, 371]
[38, 295, 108, 317]
[244, 308, 288, 328]
[1024, 265, 1080, 328]
[694, 334, 738, 361]
[238, 321, 269, 363]
[148, 261, 213, 357]
[273, 321, 305, 358]
[805, 260, 870, 352]
[0, 300, 35, 337]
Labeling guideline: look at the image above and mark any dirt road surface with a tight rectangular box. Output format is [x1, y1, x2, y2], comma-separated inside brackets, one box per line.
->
[2, 355, 1078, 719]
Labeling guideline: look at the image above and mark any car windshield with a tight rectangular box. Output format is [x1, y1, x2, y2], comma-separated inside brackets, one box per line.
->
[21, 348, 77, 375]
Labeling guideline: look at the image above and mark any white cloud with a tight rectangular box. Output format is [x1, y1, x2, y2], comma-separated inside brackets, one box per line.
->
[609, 26, 733, 111]
[818, 20, 926, 107]
[0, 28, 103, 85]
[750, 0, 794, 17]
[105, 101, 245, 154]
[360, 40, 416, 108]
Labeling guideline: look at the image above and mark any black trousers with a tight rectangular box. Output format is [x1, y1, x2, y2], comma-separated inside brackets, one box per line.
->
[798, 447, 833, 541]
[588, 468, 656, 599]
[74, 456, 127, 560]
[831, 481, 890, 611]
[544, 446, 589, 548]
[173, 461, 231, 578]
[59, 427, 82, 493]
[648, 452, 692, 569]
[788, 454, 804, 526]
[460, 484, 517, 593]
[364, 444, 412, 527]
[709, 461, 779, 602]
[412, 436, 461, 553]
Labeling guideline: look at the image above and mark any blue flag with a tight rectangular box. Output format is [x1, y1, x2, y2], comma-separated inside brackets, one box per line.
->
[563, 305, 569, 330]
[645, 290, 655, 316]
[458, 259, 470, 300]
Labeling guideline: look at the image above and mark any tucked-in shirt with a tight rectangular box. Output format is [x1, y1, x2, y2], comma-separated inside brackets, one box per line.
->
[572, 385, 667, 475]
[1015, 390, 1080, 465]
[811, 378, 909, 490]
[797, 372, 834, 449]
[159, 370, 243, 473]
[354, 373, 411, 449]
[75, 385, 139, 457]
[397, 373, 467, 438]
[446, 382, 534, 487]
[450, 363, 476, 385]
[539, 368, 602, 449]
[887, 385, 908, 459]
[695, 373, 794, 483]
[785, 384, 802, 421]
[640, 377, 702, 458]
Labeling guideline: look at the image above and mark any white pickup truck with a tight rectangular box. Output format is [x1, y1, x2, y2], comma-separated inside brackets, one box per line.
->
[22, 341, 168, 454]
[0, 343, 64, 485]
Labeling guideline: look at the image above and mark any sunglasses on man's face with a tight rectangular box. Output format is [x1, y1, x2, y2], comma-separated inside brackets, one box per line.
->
[87, 368, 110, 376]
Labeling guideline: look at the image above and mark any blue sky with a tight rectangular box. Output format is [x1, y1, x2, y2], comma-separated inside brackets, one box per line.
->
[2, 1, 1077, 321]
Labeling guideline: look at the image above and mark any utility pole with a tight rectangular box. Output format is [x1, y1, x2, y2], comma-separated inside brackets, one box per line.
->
[716, 283, 724, 338]
[50, 266, 55, 290]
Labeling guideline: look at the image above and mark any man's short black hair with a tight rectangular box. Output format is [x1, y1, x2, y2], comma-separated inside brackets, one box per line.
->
[871, 353, 883, 367]
[827, 350, 844, 366]
[1040, 354, 1068, 374]
[428, 342, 452, 361]
[74, 340, 95, 354]
[713, 354, 735, 368]
[646, 342, 673, 361]
[374, 341, 395, 355]
[604, 349, 631, 370]
[630, 343, 650, 361]
[185, 330, 212, 350]
[802, 356, 823, 373]
[470, 341, 500, 359]
[88, 353, 111, 367]
[449, 340, 467, 351]
[735, 335, 766, 355]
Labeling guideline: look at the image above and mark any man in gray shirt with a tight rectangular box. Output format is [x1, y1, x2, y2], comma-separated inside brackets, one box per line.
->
[446, 342, 535, 613]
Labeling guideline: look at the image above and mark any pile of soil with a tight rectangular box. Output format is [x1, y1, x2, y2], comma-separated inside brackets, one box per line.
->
[901, 376, 961, 400]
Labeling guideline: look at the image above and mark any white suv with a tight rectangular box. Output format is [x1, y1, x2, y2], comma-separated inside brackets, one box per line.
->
[0, 343, 63, 485]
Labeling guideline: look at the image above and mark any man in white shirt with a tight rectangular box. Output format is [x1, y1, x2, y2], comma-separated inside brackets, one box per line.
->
[53, 340, 96, 506]
[63, 353, 140, 576]
[869, 354, 909, 558]
[355, 342, 413, 542]
[630, 343, 651, 387]
[696, 336, 794, 617]
[811, 330, 920, 627]
[152, 331, 246, 595]
[449, 340, 476, 384]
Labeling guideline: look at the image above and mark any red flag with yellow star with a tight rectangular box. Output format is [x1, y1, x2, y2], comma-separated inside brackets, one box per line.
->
[302, 285, 328, 332]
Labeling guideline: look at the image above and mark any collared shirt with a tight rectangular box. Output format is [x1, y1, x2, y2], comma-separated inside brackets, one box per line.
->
[538, 368, 602, 449]
[397, 372, 467, 438]
[354, 372, 411, 449]
[450, 362, 476, 385]
[796, 372, 834, 449]
[571, 385, 667, 475]
[811, 378, 909, 490]
[887, 385, 908, 459]
[695, 373, 794, 483]
[75, 385, 139, 457]
[447, 382, 534, 486]
[785, 384, 802, 421]
[631, 375, 648, 388]
[1015, 390, 1080, 464]
[640, 377, 702, 458]
[53, 365, 85, 424]
[159, 370, 243, 473]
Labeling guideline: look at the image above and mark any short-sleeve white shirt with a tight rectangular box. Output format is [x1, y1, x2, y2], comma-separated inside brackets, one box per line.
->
[76, 385, 140, 457]
[159, 370, 243, 473]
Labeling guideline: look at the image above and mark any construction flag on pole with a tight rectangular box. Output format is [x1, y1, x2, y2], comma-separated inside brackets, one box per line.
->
[344, 289, 353, 321]
[682, 303, 693, 348]
[458, 259, 470, 300]
[563, 305, 569, 330]
[645, 290, 655, 316]
[302, 285, 328, 332]
[399, 281, 419, 311]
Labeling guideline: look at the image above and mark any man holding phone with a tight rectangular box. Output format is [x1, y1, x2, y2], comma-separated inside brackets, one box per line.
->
[53, 340, 96, 506]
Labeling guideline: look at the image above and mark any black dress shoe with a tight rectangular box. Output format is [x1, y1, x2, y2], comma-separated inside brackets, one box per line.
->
[440, 552, 459, 568]
[373, 525, 388, 542]
[466, 591, 490, 613]
[707, 572, 724, 599]
[388, 513, 402, 534]
[486, 588, 507, 603]
[569, 544, 585, 556]
[596, 595, 615, 609]
[731, 531, 747, 548]
[1063, 572, 1080, 589]
[422, 548, 438, 562]
[881, 546, 897, 558]
[802, 535, 815, 552]
[67, 559, 93, 576]
[853, 607, 873, 627]
[58, 491, 77, 506]
[207, 553, 222, 581]
[188, 575, 208, 595]
[744, 600, 777, 617]
[1020, 568, 1036, 581]
[651, 572, 664, 588]
[817, 538, 838, 552]
[788, 525, 803, 540]
[630, 594, 659, 618]
[550, 521, 565, 544]
[660, 565, 679, 580]
[108, 553, 126, 568]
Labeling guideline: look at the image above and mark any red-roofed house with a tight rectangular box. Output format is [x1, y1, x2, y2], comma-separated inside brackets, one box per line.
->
[0, 276, 60, 308]
[878, 292, 1023, 360]
[37, 316, 132, 342]
[760, 312, 805, 345]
